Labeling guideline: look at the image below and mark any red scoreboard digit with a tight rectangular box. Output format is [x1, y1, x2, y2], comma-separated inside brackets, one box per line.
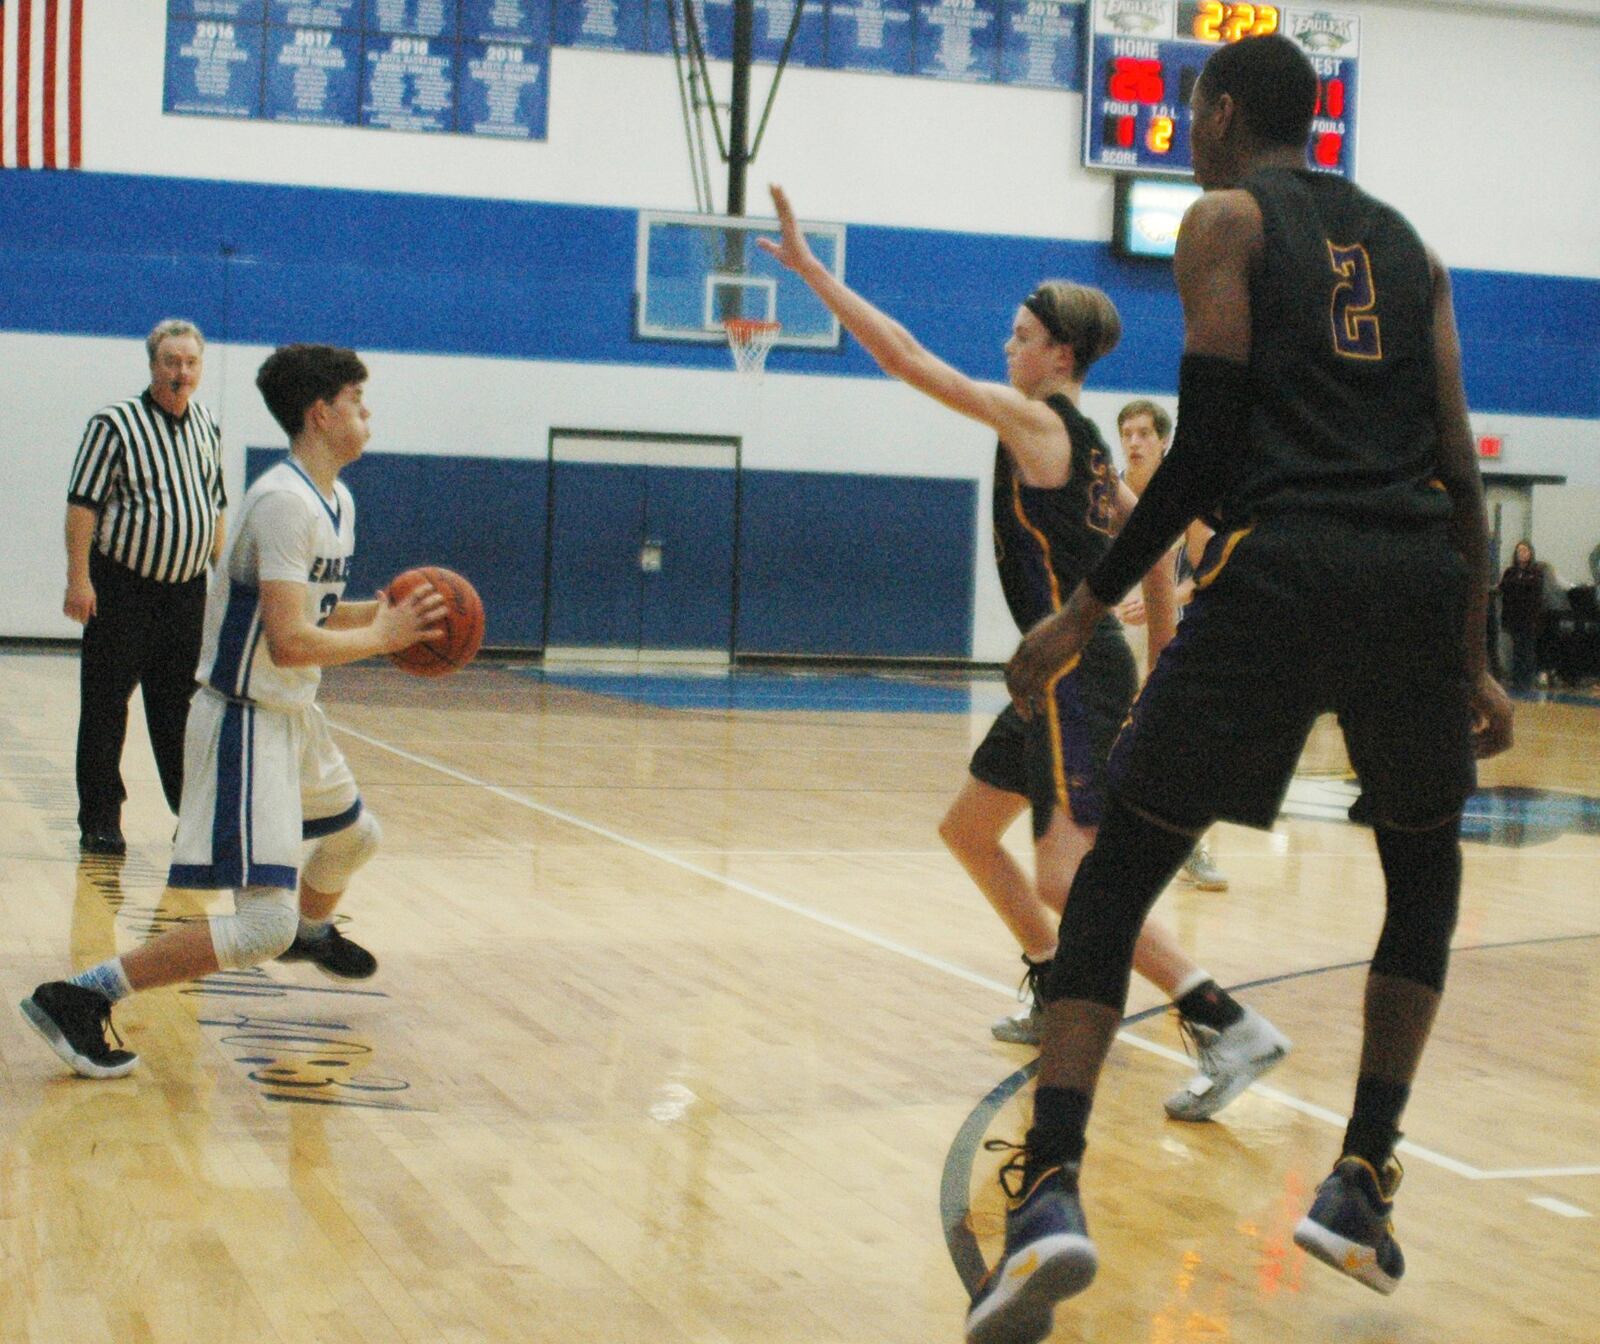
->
[1109, 56, 1166, 103]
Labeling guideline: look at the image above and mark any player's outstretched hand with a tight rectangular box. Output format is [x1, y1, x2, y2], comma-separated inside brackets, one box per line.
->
[1470, 670, 1514, 759]
[757, 185, 819, 275]
[375, 583, 447, 654]
[1115, 594, 1147, 626]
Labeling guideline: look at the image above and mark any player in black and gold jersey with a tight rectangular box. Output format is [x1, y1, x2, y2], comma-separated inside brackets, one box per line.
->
[758, 186, 1289, 1121]
[975, 35, 1515, 1342]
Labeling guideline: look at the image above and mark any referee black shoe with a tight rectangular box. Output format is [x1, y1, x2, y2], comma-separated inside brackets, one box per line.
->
[19, 982, 139, 1078]
[278, 925, 378, 980]
[79, 828, 127, 857]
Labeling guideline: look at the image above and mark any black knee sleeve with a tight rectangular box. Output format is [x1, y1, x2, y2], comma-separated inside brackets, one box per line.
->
[1371, 820, 1462, 993]
[1040, 796, 1198, 1010]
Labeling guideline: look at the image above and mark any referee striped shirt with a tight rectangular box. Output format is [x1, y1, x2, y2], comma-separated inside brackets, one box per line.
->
[66, 390, 227, 584]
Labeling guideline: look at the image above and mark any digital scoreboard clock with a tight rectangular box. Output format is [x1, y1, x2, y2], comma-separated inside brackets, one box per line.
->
[1083, 0, 1360, 179]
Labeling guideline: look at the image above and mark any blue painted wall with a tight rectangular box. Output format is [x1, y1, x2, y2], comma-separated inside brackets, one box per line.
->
[4, 170, 1598, 419]
[738, 470, 977, 657]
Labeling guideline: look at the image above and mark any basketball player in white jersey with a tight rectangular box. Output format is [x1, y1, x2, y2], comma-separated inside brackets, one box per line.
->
[21, 345, 445, 1078]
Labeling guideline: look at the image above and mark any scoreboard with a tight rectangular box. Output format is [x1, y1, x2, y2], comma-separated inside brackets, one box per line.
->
[1082, 0, 1360, 178]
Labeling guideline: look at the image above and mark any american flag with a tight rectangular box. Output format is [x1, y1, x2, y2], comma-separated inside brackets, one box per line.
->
[0, 0, 83, 169]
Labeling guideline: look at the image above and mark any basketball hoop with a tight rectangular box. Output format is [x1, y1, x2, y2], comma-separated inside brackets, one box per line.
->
[724, 318, 781, 376]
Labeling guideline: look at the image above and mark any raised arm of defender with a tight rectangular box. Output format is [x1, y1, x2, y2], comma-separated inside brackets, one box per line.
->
[758, 185, 1070, 487]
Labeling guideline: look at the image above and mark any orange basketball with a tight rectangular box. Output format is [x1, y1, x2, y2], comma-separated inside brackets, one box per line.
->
[386, 566, 484, 678]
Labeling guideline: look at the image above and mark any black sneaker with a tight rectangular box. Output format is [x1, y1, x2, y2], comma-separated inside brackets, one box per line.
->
[79, 828, 127, 856]
[19, 981, 139, 1078]
[277, 925, 378, 980]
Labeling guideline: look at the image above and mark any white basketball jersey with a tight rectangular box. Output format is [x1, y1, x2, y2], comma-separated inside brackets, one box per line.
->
[197, 457, 356, 710]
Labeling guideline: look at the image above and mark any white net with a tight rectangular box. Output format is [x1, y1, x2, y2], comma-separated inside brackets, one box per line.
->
[724, 318, 782, 376]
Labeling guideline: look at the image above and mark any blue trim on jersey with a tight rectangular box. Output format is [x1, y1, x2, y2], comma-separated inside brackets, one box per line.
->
[169, 703, 299, 891]
[250, 863, 299, 888]
[240, 618, 265, 700]
[304, 799, 363, 840]
[166, 863, 218, 889]
[208, 580, 261, 698]
[169, 862, 298, 891]
[285, 457, 343, 532]
[213, 700, 247, 888]
[244, 704, 258, 880]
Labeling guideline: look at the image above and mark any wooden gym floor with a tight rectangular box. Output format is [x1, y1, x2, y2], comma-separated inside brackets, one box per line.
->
[0, 647, 1595, 1343]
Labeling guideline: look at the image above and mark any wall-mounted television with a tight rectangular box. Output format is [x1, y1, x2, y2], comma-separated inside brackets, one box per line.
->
[1112, 176, 1204, 262]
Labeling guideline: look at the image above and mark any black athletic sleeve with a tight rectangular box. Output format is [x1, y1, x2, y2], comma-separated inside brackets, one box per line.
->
[1085, 354, 1250, 605]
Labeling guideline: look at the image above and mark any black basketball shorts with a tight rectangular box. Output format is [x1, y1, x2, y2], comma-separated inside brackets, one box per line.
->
[1107, 514, 1477, 831]
[970, 620, 1137, 837]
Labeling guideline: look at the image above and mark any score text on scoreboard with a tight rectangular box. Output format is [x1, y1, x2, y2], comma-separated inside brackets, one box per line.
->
[1083, 1, 1359, 179]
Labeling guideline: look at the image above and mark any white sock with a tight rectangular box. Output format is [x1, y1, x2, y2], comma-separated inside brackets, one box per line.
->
[1170, 968, 1214, 1002]
[68, 958, 133, 1003]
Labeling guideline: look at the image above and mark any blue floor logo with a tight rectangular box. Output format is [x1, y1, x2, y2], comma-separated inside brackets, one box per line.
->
[1282, 778, 1600, 847]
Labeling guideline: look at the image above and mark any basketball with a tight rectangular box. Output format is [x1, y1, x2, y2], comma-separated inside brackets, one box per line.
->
[386, 566, 484, 677]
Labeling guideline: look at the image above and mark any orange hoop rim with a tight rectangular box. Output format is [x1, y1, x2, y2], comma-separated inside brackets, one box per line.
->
[723, 318, 782, 374]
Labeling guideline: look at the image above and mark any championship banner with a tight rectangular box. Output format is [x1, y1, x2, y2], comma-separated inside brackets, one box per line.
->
[164, 0, 552, 140]
[0, 0, 85, 169]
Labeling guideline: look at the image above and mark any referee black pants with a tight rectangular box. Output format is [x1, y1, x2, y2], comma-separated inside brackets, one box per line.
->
[75, 550, 207, 833]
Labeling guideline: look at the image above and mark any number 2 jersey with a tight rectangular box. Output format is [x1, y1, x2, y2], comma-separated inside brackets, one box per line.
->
[196, 456, 355, 710]
[992, 393, 1120, 633]
[1225, 166, 1452, 529]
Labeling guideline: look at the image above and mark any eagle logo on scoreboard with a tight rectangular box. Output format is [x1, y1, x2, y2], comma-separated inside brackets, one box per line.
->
[1101, 0, 1165, 35]
[1289, 11, 1357, 54]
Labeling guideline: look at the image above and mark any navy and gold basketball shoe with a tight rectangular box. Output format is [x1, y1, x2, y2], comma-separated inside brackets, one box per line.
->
[1293, 1155, 1406, 1294]
[965, 1159, 1097, 1344]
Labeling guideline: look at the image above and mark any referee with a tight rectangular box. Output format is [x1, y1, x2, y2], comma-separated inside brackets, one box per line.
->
[64, 319, 227, 856]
